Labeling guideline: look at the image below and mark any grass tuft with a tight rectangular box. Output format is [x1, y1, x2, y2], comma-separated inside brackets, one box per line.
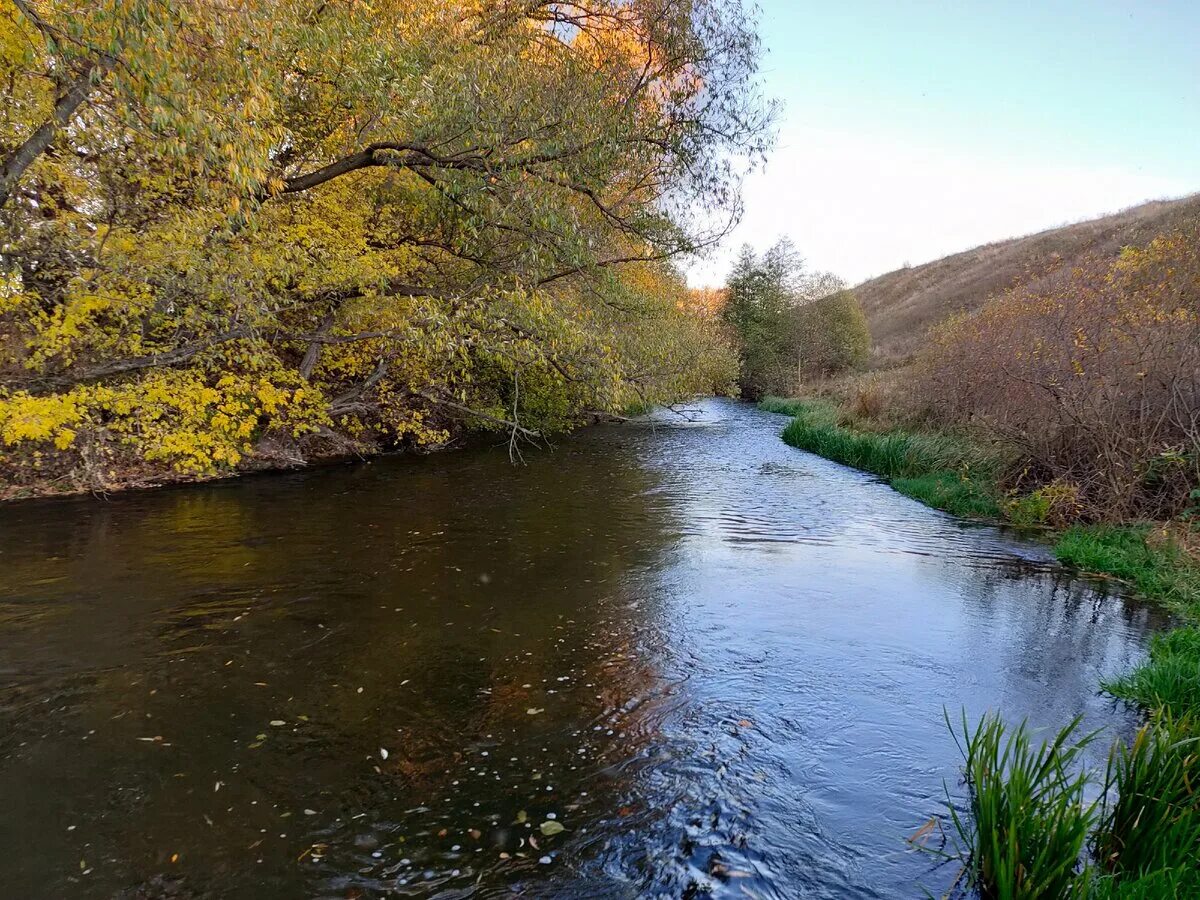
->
[942, 711, 1097, 898]
[1092, 715, 1200, 891]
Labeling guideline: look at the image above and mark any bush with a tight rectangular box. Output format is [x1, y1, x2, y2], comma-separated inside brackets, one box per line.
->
[1004, 481, 1083, 528]
[910, 225, 1200, 522]
[794, 288, 871, 378]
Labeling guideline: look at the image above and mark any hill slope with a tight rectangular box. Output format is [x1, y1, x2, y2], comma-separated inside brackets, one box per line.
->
[855, 194, 1200, 362]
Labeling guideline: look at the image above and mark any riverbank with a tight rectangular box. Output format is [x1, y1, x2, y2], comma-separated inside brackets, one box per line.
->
[762, 395, 1200, 894]
[761, 396, 1200, 619]
[0, 408, 647, 506]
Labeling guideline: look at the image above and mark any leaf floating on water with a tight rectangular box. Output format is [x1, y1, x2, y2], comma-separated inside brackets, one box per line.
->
[304, 809, 318, 816]
[379, 748, 389, 760]
[515, 810, 528, 824]
[269, 720, 285, 726]
[539, 821, 565, 836]
[538, 856, 552, 865]
[526, 708, 544, 715]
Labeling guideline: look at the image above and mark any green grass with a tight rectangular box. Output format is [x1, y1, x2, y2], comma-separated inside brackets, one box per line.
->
[1092, 714, 1200, 889]
[758, 396, 824, 418]
[892, 472, 1001, 519]
[1105, 628, 1200, 720]
[935, 712, 1200, 898]
[941, 711, 1098, 898]
[1054, 525, 1200, 619]
[1054, 526, 1200, 724]
[763, 397, 1003, 518]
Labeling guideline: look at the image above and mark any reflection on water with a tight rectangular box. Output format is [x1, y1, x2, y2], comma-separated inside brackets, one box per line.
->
[0, 399, 1166, 898]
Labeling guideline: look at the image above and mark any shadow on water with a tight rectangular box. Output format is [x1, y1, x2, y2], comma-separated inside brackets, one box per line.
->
[0, 399, 1169, 898]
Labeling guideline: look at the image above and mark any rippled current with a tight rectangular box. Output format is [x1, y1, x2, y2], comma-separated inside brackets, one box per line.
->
[0, 399, 1167, 898]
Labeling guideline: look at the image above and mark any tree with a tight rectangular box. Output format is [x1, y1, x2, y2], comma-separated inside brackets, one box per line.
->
[720, 239, 847, 398]
[0, 0, 767, 489]
[794, 288, 871, 378]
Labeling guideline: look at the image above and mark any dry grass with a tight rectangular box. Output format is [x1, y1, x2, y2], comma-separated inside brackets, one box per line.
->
[855, 194, 1200, 361]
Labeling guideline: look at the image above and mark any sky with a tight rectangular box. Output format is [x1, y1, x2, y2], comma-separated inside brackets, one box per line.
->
[689, 0, 1200, 286]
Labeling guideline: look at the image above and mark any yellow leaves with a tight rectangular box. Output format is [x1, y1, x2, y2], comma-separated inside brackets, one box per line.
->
[1, 365, 328, 475]
[0, 393, 84, 447]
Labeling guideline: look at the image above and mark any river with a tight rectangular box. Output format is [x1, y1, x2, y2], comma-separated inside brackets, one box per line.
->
[0, 398, 1166, 898]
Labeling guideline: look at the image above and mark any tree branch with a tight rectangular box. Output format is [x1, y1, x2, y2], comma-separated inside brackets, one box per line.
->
[0, 62, 103, 209]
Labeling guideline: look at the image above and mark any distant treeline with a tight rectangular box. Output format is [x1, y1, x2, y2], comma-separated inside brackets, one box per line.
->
[717, 240, 871, 399]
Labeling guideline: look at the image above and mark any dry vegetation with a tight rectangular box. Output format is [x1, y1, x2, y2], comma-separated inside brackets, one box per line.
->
[856, 194, 1200, 364]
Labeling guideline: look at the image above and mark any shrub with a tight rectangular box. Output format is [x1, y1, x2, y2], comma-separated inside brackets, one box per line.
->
[910, 225, 1200, 522]
[1004, 481, 1082, 528]
[794, 288, 871, 378]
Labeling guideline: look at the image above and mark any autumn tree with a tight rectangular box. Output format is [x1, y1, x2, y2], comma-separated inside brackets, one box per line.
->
[0, 0, 768, 490]
[794, 288, 870, 378]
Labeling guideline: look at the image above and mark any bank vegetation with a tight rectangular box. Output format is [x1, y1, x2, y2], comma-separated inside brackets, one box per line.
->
[0, 0, 771, 498]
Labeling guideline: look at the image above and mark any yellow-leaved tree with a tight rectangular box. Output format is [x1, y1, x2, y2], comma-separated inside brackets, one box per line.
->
[0, 0, 769, 492]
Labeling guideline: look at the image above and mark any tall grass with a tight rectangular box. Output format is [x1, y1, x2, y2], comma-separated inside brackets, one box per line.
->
[1092, 715, 1200, 888]
[943, 711, 1097, 898]
[937, 712, 1200, 898]
[780, 415, 997, 481]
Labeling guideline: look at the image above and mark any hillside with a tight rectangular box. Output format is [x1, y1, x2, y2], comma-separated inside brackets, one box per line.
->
[855, 193, 1200, 362]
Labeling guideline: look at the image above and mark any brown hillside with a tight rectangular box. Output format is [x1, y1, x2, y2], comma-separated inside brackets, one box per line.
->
[855, 193, 1200, 362]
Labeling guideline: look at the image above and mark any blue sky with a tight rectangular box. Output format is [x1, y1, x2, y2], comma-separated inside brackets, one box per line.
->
[692, 0, 1200, 284]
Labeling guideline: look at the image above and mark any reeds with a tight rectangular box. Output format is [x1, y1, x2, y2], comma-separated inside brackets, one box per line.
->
[935, 711, 1200, 898]
[943, 711, 1098, 899]
[1092, 715, 1200, 888]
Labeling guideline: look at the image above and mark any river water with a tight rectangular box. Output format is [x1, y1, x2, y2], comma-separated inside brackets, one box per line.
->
[0, 399, 1166, 899]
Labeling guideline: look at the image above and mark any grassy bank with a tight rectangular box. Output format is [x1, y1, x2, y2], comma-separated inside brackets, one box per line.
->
[764, 396, 1005, 518]
[762, 396, 1199, 618]
[762, 396, 1200, 894]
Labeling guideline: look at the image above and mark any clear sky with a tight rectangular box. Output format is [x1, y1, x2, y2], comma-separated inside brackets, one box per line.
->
[690, 0, 1200, 286]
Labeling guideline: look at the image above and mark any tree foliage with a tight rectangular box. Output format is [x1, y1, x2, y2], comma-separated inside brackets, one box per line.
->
[0, 0, 767, 491]
[719, 239, 846, 398]
[793, 288, 870, 378]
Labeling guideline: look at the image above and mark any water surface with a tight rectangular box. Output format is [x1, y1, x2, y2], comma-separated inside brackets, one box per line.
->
[0, 399, 1165, 898]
